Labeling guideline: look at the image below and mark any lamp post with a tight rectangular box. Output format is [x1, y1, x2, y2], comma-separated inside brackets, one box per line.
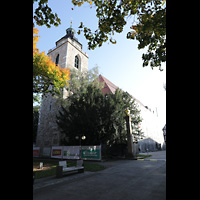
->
[125, 109, 135, 159]
[75, 135, 86, 159]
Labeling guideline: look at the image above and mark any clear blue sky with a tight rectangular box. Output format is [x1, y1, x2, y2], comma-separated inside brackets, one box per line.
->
[33, 0, 166, 127]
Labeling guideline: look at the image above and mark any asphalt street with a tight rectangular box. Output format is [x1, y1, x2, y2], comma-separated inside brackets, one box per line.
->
[33, 150, 166, 200]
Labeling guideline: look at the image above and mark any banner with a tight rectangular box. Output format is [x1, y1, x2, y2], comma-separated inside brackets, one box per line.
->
[50, 145, 101, 160]
[33, 147, 40, 157]
[42, 147, 51, 157]
[62, 146, 80, 159]
[81, 146, 101, 160]
[51, 146, 62, 159]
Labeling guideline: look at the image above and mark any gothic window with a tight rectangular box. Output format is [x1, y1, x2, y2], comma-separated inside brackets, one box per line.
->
[55, 54, 59, 65]
[75, 55, 79, 69]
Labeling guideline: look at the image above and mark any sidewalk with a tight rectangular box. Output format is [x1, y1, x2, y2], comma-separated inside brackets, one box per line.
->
[33, 171, 96, 190]
[138, 150, 166, 161]
[33, 151, 166, 190]
[33, 159, 132, 190]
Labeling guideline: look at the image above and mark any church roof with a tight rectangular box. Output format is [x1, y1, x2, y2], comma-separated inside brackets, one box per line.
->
[55, 26, 82, 48]
[98, 75, 119, 95]
[98, 74, 146, 108]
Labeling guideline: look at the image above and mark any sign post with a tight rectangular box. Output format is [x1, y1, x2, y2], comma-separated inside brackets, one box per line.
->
[81, 146, 101, 161]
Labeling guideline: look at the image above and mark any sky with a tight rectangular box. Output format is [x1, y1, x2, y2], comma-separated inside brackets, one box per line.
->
[33, 0, 166, 128]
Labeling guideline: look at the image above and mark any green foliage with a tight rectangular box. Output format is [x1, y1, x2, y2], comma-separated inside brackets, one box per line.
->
[73, 0, 166, 70]
[33, 0, 166, 69]
[57, 84, 115, 145]
[33, 0, 61, 28]
[56, 67, 143, 147]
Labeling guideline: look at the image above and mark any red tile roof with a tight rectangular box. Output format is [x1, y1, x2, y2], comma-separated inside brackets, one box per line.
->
[98, 74, 146, 108]
[98, 75, 119, 95]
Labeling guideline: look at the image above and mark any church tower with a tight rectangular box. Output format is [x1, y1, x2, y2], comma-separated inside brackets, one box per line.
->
[47, 25, 88, 71]
[36, 25, 88, 151]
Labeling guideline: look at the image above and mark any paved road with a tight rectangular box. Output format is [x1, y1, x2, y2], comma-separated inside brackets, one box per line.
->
[33, 151, 166, 200]
[139, 150, 166, 160]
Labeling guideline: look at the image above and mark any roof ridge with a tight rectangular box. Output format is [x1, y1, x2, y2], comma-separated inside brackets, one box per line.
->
[99, 75, 118, 90]
[99, 75, 147, 108]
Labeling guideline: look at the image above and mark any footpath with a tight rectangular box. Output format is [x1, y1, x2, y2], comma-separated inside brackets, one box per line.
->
[33, 150, 166, 191]
[137, 150, 166, 161]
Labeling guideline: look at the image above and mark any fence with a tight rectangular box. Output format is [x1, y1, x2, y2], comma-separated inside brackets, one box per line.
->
[33, 145, 101, 161]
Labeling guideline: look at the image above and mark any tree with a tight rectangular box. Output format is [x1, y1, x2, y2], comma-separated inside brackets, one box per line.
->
[33, 28, 70, 103]
[57, 84, 115, 145]
[56, 68, 143, 151]
[33, 105, 40, 143]
[107, 89, 144, 144]
[33, 0, 61, 28]
[73, 0, 166, 70]
[33, 0, 166, 70]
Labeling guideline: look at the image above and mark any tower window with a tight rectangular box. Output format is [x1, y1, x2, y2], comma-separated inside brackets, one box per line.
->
[55, 54, 59, 65]
[75, 55, 79, 69]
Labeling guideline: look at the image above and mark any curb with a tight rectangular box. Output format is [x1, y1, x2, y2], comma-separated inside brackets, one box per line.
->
[137, 158, 166, 162]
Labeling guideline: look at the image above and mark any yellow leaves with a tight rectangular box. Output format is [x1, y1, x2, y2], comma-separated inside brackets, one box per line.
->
[78, 1, 83, 7]
[33, 28, 39, 35]
[33, 28, 40, 54]
[110, 38, 116, 44]
[33, 28, 71, 94]
[130, 25, 139, 36]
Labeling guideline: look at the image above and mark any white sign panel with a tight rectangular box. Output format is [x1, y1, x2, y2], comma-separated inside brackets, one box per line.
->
[62, 146, 80, 159]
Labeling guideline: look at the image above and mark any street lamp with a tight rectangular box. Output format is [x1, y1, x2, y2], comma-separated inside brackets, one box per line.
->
[75, 135, 86, 159]
[75, 135, 86, 146]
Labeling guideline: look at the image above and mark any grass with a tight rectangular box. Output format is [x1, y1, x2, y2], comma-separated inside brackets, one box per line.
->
[84, 162, 106, 172]
[137, 154, 152, 158]
[33, 158, 106, 179]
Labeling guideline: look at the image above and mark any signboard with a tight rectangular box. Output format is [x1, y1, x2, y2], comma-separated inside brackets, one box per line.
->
[51, 146, 62, 159]
[81, 146, 101, 160]
[42, 147, 51, 157]
[50, 146, 101, 160]
[62, 146, 80, 159]
[33, 147, 40, 157]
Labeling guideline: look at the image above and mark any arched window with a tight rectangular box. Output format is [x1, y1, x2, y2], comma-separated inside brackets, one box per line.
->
[55, 54, 59, 65]
[75, 55, 79, 69]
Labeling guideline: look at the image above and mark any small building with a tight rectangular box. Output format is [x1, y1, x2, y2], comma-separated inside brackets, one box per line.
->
[162, 124, 166, 149]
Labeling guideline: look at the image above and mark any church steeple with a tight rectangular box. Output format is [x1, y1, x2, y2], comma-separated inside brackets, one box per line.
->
[66, 26, 75, 38]
[55, 22, 79, 47]
[47, 22, 88, 71]
[66, 20, 75, 38]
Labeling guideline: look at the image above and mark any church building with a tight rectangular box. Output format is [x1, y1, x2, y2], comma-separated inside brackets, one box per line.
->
[36, 25, 89, 151]
[36, 25, 164, 154]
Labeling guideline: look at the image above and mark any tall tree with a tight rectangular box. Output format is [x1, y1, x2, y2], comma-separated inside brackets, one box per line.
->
[33, 105, 40, 143]
[57, 84, 115, 145]
[33, 0, 166, 70]
[56, 72, 143, 148]
[73, 0, 166, 70]
[33, 28, 70, 103]
[33, 0, 61, 28]
[107, 89, 144, 144]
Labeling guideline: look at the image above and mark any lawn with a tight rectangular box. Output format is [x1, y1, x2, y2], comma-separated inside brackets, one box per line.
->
[33, 158, 106, 179]
[137, 154, 152, 158]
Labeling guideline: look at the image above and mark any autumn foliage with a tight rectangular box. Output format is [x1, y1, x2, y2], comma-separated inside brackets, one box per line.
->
[33, 28, 70, 98]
